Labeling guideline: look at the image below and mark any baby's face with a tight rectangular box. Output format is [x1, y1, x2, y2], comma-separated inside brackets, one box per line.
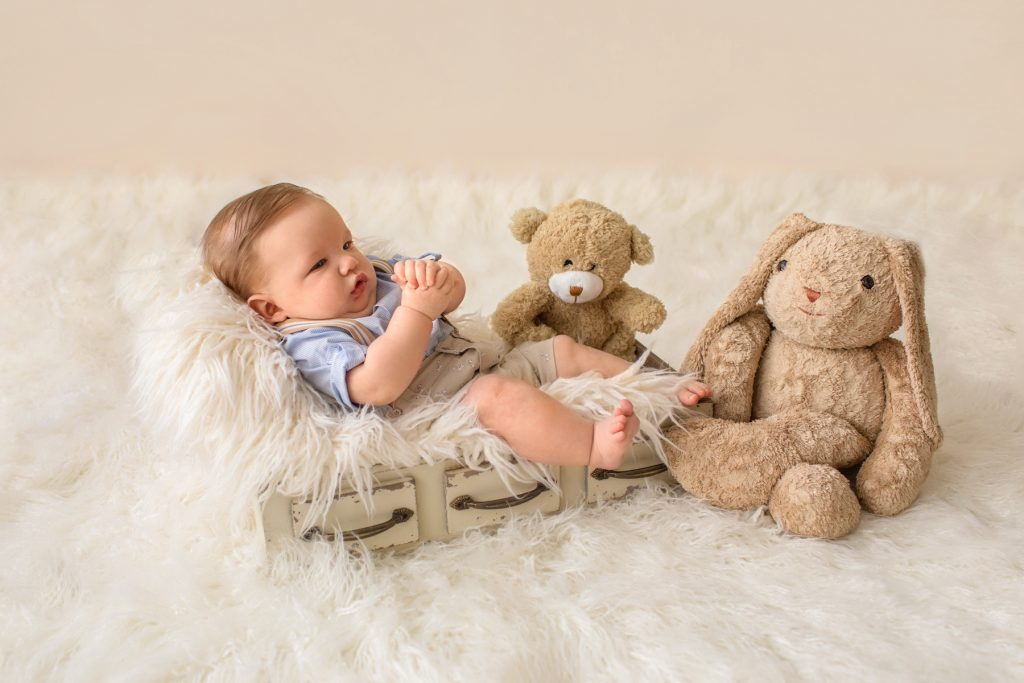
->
[247, 198, 376, 322]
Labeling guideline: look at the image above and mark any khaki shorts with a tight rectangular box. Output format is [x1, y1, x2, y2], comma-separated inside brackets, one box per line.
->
[391, 334, 558, 414]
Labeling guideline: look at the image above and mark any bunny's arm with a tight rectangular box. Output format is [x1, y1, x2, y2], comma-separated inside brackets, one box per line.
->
[695, 306, 772, 422]
[856, 337, 936, 516]
[602, 284, 667, 334]
[490, 281, 558, 346]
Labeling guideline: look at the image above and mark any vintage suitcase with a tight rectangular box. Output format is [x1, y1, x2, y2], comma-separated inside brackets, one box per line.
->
[260, 347, 712, 551]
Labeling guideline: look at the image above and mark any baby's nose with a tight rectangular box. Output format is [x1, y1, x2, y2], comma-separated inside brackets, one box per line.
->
[804, 287, 821, 303]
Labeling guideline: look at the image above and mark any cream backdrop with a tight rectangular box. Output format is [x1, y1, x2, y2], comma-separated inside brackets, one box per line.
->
[1, 0, 1022, 179]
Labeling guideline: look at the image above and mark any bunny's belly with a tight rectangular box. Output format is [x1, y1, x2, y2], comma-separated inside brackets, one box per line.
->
[752, 332, 885, 441]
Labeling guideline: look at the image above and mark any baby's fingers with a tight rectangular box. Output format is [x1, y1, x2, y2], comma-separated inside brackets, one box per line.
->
[432, 266, 448, 289]
[393, 261, 410, 285]
[414, 260, 429, 289]
[399, 260, 420, 288]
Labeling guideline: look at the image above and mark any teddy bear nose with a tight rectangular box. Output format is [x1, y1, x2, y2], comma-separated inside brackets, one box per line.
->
[805, 288, 821, 303]
[569, 286, 584, 297]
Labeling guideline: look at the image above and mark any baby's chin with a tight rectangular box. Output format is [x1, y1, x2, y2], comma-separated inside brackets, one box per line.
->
[336, 285, 376, 318]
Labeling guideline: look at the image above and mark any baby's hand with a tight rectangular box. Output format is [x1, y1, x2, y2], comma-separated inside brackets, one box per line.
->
[392, 258, 446, 290]
[400, 272, 455, 320]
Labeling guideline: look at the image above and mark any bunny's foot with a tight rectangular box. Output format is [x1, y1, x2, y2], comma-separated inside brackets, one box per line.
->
[768, 463, 861, 539]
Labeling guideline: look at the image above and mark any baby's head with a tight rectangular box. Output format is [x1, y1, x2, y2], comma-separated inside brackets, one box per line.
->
[202, 183, 377, 323]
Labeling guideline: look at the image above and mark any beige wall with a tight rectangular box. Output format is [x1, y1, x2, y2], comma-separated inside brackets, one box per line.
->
[1, 0, 1021, 180]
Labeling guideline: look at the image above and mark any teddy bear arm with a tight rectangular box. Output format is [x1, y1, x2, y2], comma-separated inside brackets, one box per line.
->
[491, 282, 558, 346]
[602, 285, 667, 333]
[701, 307, 772, 422]
[856, 338, 936, 516]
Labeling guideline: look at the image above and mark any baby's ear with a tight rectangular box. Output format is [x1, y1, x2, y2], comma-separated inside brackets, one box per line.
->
[629, 225, 654, 264]
[509, 208, 547, 244]
[247, 294, 286, 323]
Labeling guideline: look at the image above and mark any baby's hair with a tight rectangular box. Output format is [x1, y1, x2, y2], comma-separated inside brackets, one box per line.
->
[202, 182, 324, 300]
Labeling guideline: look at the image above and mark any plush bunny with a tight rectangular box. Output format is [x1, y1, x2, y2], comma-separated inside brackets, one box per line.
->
[490, 199, 666, 360]
[665, 213, 942, 538]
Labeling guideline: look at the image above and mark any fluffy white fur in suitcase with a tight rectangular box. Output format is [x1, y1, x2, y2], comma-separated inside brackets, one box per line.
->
[129, 254, 702, 552]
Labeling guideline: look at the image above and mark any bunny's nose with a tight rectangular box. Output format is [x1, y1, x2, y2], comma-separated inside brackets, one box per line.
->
[805, 288, 821, 303]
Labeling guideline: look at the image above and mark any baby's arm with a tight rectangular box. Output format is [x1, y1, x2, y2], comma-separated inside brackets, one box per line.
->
[346, 274, 455, 406]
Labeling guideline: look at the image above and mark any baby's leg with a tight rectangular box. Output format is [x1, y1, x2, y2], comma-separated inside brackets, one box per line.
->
[463, 374, 640, 469]
[550, 335, 712, 407]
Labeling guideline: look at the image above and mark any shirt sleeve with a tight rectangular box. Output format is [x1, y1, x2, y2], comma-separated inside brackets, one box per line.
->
[388, 252, 442, 266]
[281, 328, 368, 410]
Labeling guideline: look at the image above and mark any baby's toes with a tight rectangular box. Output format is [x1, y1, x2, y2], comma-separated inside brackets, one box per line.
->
[692, 382, 712, 398]
[677, 390, 699, 406]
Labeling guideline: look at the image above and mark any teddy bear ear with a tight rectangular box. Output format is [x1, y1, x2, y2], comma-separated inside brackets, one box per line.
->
[629, 225, 655, 264]
[884, 238, 942, 447]
[509, 208, 548, 244]
[682, 213, 821, 376]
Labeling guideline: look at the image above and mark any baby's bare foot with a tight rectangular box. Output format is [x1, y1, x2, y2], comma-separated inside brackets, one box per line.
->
[589, 400, 640, 470]
[677, 378, 712, 407]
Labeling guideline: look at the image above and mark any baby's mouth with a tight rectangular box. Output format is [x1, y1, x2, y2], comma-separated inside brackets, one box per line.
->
[351, 273, 368, 297]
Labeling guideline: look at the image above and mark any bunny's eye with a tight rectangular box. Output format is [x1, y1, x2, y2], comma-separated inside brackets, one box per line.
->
[777, 260, 787, 271]
[861, 275, 875, 290]
[563, 259, 574, 267]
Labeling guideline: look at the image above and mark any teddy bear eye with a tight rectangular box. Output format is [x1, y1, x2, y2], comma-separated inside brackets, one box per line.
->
[587, 263, 597, 271]
[563, 259, 574, 267]
[777, 259, 787, 271]
[861, 275, 875, 289]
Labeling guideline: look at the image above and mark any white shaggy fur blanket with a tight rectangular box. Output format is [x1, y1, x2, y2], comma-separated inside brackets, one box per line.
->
[2, 173, 1022, 681]
[124, 254, 686, 532]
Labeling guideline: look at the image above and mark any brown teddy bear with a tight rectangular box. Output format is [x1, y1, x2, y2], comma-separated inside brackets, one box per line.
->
[665, 213, 942, 538]
[490, 199, 666, 360]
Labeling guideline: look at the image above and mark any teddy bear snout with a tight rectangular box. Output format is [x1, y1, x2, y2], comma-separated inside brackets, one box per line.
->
[805, 287, 821, 303]
[548, 270, 604, 304]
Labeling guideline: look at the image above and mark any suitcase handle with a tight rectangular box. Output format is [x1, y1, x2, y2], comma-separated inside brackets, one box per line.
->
[590, 463, 668, 480]
[303, 507, 414, 542]
[450, 482, 549, 511]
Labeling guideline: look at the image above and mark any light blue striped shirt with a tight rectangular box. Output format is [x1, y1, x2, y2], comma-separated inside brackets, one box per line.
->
[279, 253, 454, 410]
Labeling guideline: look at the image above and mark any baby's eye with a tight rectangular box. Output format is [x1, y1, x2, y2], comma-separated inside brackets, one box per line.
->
[310, 258, 327, 272]
[342, 241, 353, 251]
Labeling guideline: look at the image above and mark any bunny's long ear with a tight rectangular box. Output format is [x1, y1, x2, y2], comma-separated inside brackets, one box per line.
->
[682, 213, 821, 376]
[885, 239, 942, 447]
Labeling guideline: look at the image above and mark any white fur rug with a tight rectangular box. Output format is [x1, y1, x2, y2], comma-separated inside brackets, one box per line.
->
[2, 173, 1022, 681]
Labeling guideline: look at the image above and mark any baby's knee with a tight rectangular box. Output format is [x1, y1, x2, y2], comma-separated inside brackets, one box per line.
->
[551, 334, 581, 375]
[465, 374, 524, 411]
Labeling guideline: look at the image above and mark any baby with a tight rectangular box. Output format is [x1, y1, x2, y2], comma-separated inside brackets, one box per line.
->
[201, 183, 710, 470]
